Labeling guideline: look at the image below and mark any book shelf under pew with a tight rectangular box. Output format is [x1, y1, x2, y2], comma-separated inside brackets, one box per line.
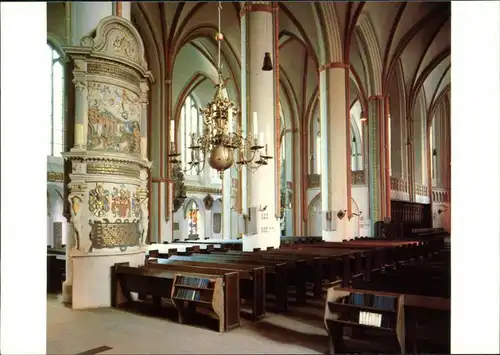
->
[324, 287, 405, 354]
[171, 273, 239, 333]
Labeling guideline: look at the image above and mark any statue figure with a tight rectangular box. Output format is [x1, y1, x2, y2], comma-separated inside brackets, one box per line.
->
[136, 188, 149, 246]
[172, 164, 187, 212]
[69, 195, 83, 250]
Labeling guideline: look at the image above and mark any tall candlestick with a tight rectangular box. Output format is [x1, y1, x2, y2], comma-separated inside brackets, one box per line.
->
[252, 112, 258, 137]
[170, 120, 175, 143]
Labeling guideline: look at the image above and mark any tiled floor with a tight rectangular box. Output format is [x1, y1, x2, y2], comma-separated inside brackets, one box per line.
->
[47, 295, 328, 354]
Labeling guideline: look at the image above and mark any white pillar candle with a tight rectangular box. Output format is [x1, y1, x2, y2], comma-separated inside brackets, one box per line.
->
[259, 132, 265, 146]
[252, 112, 258, 137]
[170, 119, 175, 143]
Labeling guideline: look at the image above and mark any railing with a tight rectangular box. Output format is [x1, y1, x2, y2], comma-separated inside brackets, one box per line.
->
[390, 177, 409, 193]
[432, 188, 450, 203]
[415, 183, 428, 197]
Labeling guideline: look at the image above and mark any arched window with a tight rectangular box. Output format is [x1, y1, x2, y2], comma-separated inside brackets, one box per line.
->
[179, 95, 203, 176]
[351, 134, 360, 171]
[48, 43, 64, 157]
[350, 119, 364, 171]
[185, 200, 200, 238]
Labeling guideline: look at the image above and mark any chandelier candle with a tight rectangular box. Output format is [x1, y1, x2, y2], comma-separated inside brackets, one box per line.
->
[170, 119, 175, 143]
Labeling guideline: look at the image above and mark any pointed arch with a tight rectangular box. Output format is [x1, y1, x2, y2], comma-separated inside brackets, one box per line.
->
[356, 14, 383, 95]
[317, 3, 343, 63]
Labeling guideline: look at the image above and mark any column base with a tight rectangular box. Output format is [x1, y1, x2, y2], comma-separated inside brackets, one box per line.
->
[71, 248, 147, 309]
[61, 281, 72, 304]
[242, 233, 280, 252]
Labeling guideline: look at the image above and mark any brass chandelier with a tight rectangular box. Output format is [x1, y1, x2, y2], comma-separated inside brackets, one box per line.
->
[168, 2, 272, 179]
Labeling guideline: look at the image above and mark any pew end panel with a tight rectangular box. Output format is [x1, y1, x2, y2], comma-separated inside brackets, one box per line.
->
[171, 272, 240, 332]
[171, 275, 225, 332]
[324, 287, 405, 354]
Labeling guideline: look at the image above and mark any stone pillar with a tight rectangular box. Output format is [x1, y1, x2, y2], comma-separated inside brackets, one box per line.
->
[120, 3, 131, 21]
[367, 96, 390, 227]
[222, 171, 232, 239]
[70, 2, 113, 46]
[62, 16, 153, 309]
[204, 209, 212, 239]
[319, 66, 349, 242]
[241, 2, 280, 251]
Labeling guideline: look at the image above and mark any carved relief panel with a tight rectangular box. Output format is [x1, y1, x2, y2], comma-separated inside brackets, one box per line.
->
[87, 82, 141, 154]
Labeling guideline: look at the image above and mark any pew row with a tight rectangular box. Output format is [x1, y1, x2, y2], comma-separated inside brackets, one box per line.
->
[112, 262, 240, 332]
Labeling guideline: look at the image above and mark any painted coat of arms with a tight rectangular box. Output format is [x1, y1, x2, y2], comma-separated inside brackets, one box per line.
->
[89, 184, 111, 217]
[111, 185, 131, 218]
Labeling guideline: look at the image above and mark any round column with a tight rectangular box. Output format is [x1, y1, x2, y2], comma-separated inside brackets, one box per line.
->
[222, 171, 232, 239]
[319, 66, 349, 242]
[70, 2, 113, 45]
[120, 2, 131, 21]
[242, 3, 280, 251]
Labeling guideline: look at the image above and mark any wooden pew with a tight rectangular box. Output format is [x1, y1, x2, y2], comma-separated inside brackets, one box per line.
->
[47, 253, 65, 294]
[112, 262, 240, 332]
[324, 287, 406, 354]
[147, 255, 266, 320]
[352, 254, 450, 299]
[324, 251, 450, 353]
[153, 251, 289, 312]
[244, 249, 327, 299]
[177, 239, 243, 251]
[212, 249, 310, 304]
[281, 245, 364, 285]
[188, 251, 291, 310]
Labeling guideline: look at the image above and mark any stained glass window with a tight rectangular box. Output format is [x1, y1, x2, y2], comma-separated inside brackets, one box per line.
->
[186, 200, 199, 237]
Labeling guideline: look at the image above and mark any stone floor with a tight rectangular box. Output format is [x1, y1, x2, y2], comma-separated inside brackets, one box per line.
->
[47, 294, 329, 354]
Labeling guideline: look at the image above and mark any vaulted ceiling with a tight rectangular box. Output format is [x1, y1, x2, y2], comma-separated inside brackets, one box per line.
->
[130, 1, 451, 129]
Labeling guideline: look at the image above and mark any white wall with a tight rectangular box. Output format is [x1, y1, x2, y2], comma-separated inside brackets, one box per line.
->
[432, 202, 451, 231]
[308, 194, 322, 237]
[351, 186, 370, 237]
[172, 194, 224, 241]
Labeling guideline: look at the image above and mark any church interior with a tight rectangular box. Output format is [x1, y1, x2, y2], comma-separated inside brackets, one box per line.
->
[36, 0, 472, 353]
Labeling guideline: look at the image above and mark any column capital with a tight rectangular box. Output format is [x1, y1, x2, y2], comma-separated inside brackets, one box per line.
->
[240, 3, 275, 18]
[368, 95, 386, 101]
[318, 62, 347, 73]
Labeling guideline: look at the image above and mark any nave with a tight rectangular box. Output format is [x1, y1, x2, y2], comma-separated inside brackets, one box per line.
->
[48, 230, 449, 354]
